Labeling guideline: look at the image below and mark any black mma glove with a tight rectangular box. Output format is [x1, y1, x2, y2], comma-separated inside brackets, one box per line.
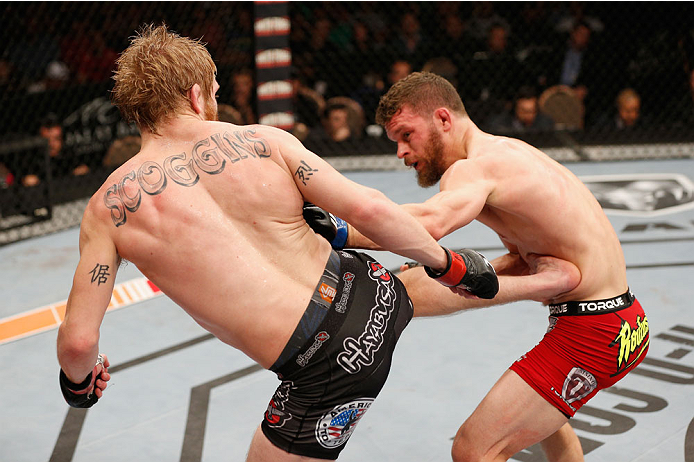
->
[424, 247, 499, 299]
[303, 202, 349, 249]
[59, 355, 105, 408]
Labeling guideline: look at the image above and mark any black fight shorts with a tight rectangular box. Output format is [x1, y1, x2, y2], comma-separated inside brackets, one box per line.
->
[261, 250, 413, 459]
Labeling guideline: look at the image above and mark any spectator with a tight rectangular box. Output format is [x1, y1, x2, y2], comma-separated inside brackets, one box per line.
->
[302, 15, 338, 96]
[486, 85, 555, 134]
[338, 21, 387, 96]
[21, 113, 89, 187]
[467, 1, 511, 43]
[26, 60, 70, 94]
[8, 15, 61, 89]
[434, 10, 476, 72]
[463, 22, 522, 122]
[351, 59, 412, 126]
[541, 21, 599, 104]
[551, 1, 604, 35]
[392, 11, 431, 69]
[303, 99, 365, 155]
[558, 22, 591, 93]
[290, 73, 326, 141]
[389, 59, 413, 85]
[613, 88, 644, 129]
[230, 69, 256, 125]
[592, 88, 648, 132]
[422, 57, 459, 88]
[515, 2, 556, 49]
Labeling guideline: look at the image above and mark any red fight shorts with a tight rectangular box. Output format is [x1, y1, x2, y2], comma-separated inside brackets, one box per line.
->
[510, 289, 649, 417]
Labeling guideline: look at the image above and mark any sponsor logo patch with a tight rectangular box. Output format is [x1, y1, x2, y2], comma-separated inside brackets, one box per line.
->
[546, 316, 558, 333]
[265, 381, 294, 427]
[337, 262, 396, 374]
[578, 297, 625, 313]
[561, 367, 597, 406]
[609, 315, 650, 375]
[319, 283, 336, 304]
[315, 398, 373, 449]
[335, 272, 355, 314]
[549, 304, 568, 316]
[296, 331, 330, 367]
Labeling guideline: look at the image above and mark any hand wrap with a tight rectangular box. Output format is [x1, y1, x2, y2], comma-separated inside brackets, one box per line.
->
[303, 202, 348, 249]
[59, 354, 104, 408]
[425, 248, 499, 299]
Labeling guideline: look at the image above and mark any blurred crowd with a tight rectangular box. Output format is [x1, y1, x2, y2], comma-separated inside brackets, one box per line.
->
[2, 1, 694, 189]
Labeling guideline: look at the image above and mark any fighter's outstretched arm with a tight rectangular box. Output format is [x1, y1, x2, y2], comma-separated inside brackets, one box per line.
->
[275, 128, 448, 272]
[400, 253, 580, 317]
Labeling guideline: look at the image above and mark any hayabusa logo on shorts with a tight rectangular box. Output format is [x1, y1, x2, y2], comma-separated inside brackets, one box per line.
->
[369, 262, 391, 282]
[265, 380, 294, 428]
[336, 262, 396, 374]
[561, 367, 597, 406]
[315, 398, 373, 449]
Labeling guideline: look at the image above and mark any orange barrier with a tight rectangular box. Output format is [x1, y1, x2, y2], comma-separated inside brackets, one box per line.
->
[0, 278, 162, 346]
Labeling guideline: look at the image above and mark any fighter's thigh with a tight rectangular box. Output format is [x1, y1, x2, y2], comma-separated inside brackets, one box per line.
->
[454, 370, 569, 460]
[247, 425, 325, 462]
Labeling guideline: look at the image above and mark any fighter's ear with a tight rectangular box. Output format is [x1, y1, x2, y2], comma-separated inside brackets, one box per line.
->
[433, 107, 453, 132]
[188, 83, 205, 115]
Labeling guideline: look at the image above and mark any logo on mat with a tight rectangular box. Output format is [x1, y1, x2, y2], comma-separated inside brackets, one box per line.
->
[336, 262, 397, 374]
[315, 398, 373, 448]
[609, 315, 650, 375]
[561, 367, 597, 405]
[582, 173, 694, 216]
[264, 381, 294, 428]
[319, 283, 337, 304]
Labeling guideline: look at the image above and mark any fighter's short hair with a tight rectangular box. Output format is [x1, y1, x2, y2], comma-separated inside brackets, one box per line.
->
[375, 72, 466, 126]
[112, 23, 216, 134]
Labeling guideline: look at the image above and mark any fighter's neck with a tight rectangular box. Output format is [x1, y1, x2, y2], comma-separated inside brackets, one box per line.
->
[450, 117, 480, 162]
[140, 114, 209, 147]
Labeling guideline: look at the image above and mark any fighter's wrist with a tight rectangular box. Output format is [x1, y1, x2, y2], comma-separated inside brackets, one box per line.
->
[59, 369, 93, 392]
[330, 215, 349, 249]
[424, 247, 453, 277]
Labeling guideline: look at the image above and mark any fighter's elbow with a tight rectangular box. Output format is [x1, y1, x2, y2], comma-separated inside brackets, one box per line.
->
[349, 190, 390, 225]
[58, 326, 98, 360]
[426, 221, 449, 241]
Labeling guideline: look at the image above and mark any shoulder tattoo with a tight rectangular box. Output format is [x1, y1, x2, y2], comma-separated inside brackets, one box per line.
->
[103, 129, 270, 227]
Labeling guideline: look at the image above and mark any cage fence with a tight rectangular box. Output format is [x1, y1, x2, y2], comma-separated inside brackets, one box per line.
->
[1, 1, 693, 245]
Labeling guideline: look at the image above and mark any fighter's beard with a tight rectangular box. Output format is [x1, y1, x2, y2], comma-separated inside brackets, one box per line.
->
[416, 130, 447, 188]
[205, 99, 218, 122]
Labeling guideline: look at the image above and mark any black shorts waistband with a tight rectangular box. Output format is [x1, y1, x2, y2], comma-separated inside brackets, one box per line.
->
[270, 250, 342, 374]
[548, 289, 635, 316]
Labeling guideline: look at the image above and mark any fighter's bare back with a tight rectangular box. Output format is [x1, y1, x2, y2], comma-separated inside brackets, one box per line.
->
[87, 120, 333, 368]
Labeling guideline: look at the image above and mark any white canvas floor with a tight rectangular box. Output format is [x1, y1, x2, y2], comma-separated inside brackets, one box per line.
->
[1, 158, 693, 462]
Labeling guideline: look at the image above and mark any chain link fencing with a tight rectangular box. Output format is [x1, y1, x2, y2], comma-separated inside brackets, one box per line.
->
[1, 1, 693, 244]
